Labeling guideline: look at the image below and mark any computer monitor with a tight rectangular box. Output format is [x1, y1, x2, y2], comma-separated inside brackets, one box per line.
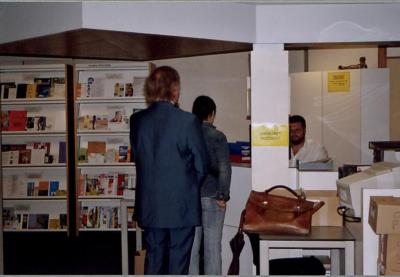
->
[337, 162, 400, 218]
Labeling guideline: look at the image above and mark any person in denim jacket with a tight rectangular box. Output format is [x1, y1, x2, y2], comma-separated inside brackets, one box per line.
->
[189, 95, 232, 275]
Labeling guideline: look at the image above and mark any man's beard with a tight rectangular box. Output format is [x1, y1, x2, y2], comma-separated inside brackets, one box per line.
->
[291, 137, 305, 145]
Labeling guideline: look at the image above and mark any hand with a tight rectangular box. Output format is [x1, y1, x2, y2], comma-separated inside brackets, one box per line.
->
[216, 200, 226, 209]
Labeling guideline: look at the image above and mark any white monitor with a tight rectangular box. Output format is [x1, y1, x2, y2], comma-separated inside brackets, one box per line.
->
[337, 162, 400, 218]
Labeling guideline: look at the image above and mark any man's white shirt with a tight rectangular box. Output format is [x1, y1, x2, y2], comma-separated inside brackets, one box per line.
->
[290, 139, 329, 167]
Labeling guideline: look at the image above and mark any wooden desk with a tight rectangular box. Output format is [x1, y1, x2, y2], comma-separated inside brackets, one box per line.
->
[258, 226, 355, 275]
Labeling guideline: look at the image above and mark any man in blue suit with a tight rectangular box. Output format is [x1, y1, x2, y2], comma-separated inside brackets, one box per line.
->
[130, 66, 209, 275]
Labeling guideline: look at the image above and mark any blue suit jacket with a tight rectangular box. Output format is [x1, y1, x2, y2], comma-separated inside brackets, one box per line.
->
[130, 101, 209, 228]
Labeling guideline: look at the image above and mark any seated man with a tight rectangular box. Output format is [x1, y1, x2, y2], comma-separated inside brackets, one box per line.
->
[289, 115, 329, 167]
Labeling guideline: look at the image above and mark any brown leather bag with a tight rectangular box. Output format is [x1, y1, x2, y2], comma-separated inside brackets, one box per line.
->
[241, 185, 325, 235]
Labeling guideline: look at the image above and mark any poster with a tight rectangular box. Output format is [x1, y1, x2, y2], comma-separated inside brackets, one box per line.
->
[327, 71, 350, 93]
[252, 123, 289, 147]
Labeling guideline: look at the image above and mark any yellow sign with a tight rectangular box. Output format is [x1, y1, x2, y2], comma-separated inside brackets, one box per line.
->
[252, 123, 289, 147]
[327, 72, 350, 93]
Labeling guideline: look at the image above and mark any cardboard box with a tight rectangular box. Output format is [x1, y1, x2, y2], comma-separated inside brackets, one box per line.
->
[134, 249, 146, 275]
[378, 234, 400, 275]
[369, 196, 400, 234]
[270, 189, 342, 226]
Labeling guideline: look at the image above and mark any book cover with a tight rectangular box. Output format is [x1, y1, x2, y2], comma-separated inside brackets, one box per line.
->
[1, 82, 16, 99]
[117, 174, 125, 196]
[28, 214, 49, 229]
[78, 148, 88, 163]
[1, 111, 9, 131]
[8, 87, 17, 99]
[16, 84, 27, 98]
[114, 82, 124, 97]
[59, 214, 67, 229]
[21, 214, 29, 229]
[9, 151, 20, 165]
[45, 116, 55, 130]
[25, 116, 35, 130]
[58, 141, 66, 163]
[49, 180, 60, 196]
[27, 181, 35, 196]
[119, 146, 129, 162]
[2, 151, 11, 165]
[133, 77, 146, 96]
[88, 141, 106, 155]
[38, 181, 49, 196]
[3, 208, 19, 230]
[108, 110, 128, 130]
[36, 84, 50, 98]
[86, 176, 101, 196]
[125, 83, 134, 97]
[94, 115, 108, 130]
[78, 174, 86, 196]
[26, 84, 37, 98]
[8, 110, 27, 131]
[105, 149, 116, 163]
[48, 216, 61, 230]
[35, 116, 46, 131]
[30, 148, 46, 164]
[34, 77, 52, 86]
[51, 77, 65, 97]
[18, 149, 32, 164]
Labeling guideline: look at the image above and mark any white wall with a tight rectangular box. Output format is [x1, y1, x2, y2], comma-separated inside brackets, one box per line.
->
[154, 52, 250, 142]
[256, 4, 400, 43]
[0, 2, 82, 44]
[81, 2, 255, 42]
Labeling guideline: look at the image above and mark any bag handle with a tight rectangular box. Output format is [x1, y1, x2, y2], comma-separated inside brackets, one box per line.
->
[312, 200, 325, 215]
[265, 185, 303, 199]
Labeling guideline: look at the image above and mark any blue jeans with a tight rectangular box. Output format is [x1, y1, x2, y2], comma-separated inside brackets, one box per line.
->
[189, 197, 226, 275]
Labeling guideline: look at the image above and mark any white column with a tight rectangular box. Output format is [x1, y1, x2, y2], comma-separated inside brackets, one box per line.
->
[251, 44, 290, 191]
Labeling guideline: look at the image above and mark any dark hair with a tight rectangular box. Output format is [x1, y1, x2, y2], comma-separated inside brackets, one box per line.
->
[192, 95, 216, 121]
[289, 115, 306, 129]
[144, 66, 180, 104]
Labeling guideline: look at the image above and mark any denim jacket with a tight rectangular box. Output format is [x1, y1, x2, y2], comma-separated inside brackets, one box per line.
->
[201, 122, 232, 202]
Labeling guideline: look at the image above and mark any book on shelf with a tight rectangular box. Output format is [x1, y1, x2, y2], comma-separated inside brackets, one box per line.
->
[1, 82, 16, 99]
[48, 214, 61, 229]
[27, 181, 36, 196]
[3, 175, 26, 198]
[108, 109, 129, 130]
[118, 146, 129, 162]
[33, 142, 51, 155]
[30, 148, 46, 164]
[3, 208, 20, 230]
[94, 115, 109, 130]
[8, 110, 27, 131]
[38, 181, 49, 196]
[105, 149, 117, 163]
[58, 141, 66, 163]
[51, 77, 65, 98]
[1, 111, 9, 131]
[28, 214, 49, 229]
[16, 84, 27, 98]
[34, 77, 52, 86]
[87, 77, 105, 97]
[114, 82, 125, 97]
[78, 115, 93, 130]
[18, 149, 32, 164]
[78, 148, 88, 163]
[127, 207, 136, 228]
[36, 84, 50, 98]
[21, 214, 29, 229]
[26, 84, 37, 98]
[49, 181, 60, 196]
[125, 83, 134, 97]
[133, 77, 146, 96]
[87, 141, 106, 164]
[60, 214, 67, 229]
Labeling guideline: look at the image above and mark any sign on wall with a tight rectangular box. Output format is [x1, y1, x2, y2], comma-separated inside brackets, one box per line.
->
[327, 71, 350, 93]
[252, 123, 289, 147]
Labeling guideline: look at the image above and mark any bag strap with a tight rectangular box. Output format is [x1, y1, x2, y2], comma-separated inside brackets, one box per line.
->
[238, 209, 246, 234]
[265, 185, 301, 199]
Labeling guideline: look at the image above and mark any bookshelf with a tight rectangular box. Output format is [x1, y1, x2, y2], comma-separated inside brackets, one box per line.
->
[74, 62, 151, 231]
[0, 64, 72, 232]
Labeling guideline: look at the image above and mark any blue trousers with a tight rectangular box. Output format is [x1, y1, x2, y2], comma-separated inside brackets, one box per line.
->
[189, 197, 226, 275]
[144, 226, 195, 275]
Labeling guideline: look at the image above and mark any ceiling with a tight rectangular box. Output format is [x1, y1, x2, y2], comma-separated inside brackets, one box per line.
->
[0, 28, 253, 61]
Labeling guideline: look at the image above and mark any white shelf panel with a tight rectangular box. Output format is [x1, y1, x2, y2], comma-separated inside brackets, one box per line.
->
[78, 196, 124, 200]
[2, 131, 66, 137]
[3, 229, 67, 232]
[77, 130, 129, 136]
[1, 98, 65, 105]
[76, 96, 145, 104]
[78, 163, 134, 168]
[3, 197, 67, 201]
[79, 228, 136, 232]
[2, 164, 67, 168]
